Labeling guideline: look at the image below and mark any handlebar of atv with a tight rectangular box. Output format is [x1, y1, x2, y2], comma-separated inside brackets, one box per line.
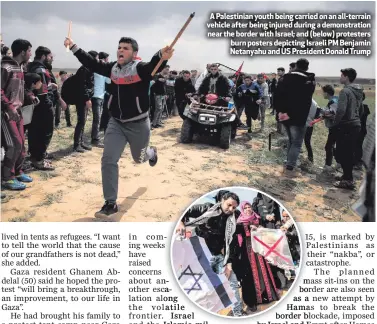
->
[189, 94, 231, 101]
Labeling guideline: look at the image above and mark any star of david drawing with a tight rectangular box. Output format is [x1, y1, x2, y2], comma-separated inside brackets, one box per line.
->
[178, 265, 203, 294]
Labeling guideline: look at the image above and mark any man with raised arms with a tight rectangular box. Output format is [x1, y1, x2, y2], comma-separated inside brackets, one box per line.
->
[64, 36, 173, 218]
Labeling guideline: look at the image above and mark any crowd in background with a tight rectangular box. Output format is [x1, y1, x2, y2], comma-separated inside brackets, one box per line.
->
[1, 39, 374, 221]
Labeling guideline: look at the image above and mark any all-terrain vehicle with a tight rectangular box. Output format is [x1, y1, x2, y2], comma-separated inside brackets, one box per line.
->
[180, 94, 237, 149]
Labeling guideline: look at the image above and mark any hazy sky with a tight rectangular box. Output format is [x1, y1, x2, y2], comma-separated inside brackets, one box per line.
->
[1, 1, 375, 77]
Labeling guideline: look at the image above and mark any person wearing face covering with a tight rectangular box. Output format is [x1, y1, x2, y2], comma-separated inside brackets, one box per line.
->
[228, 201, 280, 314]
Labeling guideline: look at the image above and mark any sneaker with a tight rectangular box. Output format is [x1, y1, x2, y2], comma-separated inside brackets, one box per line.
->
[238, 124, 249, 130]
[95, 201, 119, 219]
[91, 140, 104, 148]
[1, 192, 6, 199]
[322, 165, 333, 173]
[2, 179, 26, 191]
[354, 162, 363, 171]
[149, 146, 158, 167]
[74, 145, 85, 153]
[333, 179, 355, 190]
[16, 174, 33, 183]
[335, 163, 342, 171]
[283, 167, 300, 178]
[44, 152, 55, 160]
[81, 143, 92, 151]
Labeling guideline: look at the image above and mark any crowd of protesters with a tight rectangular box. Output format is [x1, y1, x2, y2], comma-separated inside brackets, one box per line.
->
[177, 189, 299, 316]
[1, 38, 374, 221]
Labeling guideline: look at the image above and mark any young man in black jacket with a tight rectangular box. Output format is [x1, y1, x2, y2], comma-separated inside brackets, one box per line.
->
[174, 70, 195, 119]
[27, 46, 56, 170]
[198, 64, 231, 104]
[64, 36, 172, 218]
[277, 59, 316, 176]
[176, 191, 243, 317]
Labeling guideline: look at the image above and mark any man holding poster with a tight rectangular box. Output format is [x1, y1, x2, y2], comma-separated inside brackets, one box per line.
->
[64, 36, 173, 218]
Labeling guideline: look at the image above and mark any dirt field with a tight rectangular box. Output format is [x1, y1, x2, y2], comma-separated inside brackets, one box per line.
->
[1, 104, 366, 222]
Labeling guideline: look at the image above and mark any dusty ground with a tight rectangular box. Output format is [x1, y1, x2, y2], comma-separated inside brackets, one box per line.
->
[1, 110, 363, 222]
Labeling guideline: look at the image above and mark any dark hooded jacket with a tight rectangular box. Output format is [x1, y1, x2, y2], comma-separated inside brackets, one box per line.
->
[276, 70, 316, 126]
[1, 56, 25, 112]
[75, 65, 94, 103]
[334, 83, 363, 128]
[198, 72, 230, 98]
[174, 76, 195, 105]
[27, 60, 53, 109]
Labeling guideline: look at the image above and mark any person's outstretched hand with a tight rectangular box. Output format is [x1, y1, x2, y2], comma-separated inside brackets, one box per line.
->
[161, 46, 174, 60]
[64, 37, 74, 49]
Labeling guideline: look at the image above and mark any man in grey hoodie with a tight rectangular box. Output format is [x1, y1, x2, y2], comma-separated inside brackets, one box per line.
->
[333, 68, 363, 190]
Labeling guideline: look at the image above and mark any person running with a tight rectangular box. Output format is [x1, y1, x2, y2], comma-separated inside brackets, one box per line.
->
[64, 36, 172, 218]
[1, 39, 33, 190]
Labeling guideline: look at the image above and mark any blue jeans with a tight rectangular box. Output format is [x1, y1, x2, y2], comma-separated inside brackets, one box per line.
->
[283, 124, 307, 168]
[210, 254, 243, 316]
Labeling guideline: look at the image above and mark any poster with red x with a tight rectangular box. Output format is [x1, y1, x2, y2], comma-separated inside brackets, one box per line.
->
[250, 228, 295, 271]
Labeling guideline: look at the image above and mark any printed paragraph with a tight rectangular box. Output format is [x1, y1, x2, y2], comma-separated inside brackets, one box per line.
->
[206, 12, 373, 57]
[1, 232, 122, 324]
[268, 232, 375, 324]
[128, 233, 207, 324]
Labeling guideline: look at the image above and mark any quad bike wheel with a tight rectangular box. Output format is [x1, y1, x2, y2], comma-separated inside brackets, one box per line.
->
[219, 124, 232, 149]
[181, 118, 194, 143]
